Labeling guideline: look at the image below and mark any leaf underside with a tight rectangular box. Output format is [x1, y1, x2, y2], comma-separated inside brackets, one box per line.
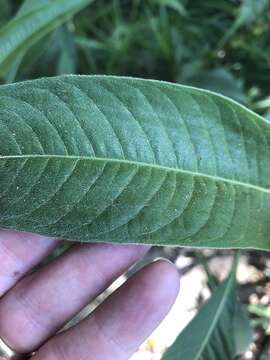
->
[0, 75, 270, 249]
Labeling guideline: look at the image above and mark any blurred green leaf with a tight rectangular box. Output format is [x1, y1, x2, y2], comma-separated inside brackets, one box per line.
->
[264, 268, 270, 277]
[184, 68, 247, 103]
[162, 260, 252, 359]
[265, 113, 270, 121]
[222, 0, 270, 43]
[234, 303, 253, 354]
[256, 96, 270, 110]
[0, 0, 95, 76]
[18, 0, 51, 16]
[4, 52, 25, 83]
[56, 25, 77, 75]
[248, 304, 270, 334]
[0, 0, 12, 26]
[235, 0, 270, 28]
[195, 252, 219, 292]
[152, 0, 187, 15]
[248, 304, 270, 319]
[5, 24, 77, 82]
[76, 36, 107, 50]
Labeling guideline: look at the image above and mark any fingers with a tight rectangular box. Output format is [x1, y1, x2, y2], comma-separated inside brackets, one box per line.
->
[0, 242, 149, 353]
[35, 260, 180, 360]
[0, 230, 58, 297]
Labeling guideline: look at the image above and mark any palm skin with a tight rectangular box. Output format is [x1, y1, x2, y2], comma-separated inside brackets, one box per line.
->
[0, 230, 179, 359]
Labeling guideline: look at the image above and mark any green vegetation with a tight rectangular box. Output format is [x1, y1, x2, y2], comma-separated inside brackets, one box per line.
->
[1, 1, 270, 359]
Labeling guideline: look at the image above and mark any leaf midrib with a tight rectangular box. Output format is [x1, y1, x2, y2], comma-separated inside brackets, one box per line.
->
[1, 154, 270, 195]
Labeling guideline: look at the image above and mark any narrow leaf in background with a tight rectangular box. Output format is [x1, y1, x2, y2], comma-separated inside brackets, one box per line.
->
[184, 68, 247, 104]
[234, 303, 253, 355]
[0, 0, 95, 76]
[56, 25, 77, 75]
[152, 0, 187, 16]
[162, 258, 252, 360]
[221, 0, 270, 44]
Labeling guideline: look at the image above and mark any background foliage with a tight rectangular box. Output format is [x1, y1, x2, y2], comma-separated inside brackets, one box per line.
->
[1, 0, 270, 119]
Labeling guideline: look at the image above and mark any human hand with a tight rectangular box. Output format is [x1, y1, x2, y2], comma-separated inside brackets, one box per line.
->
[0, 231, 179, 360]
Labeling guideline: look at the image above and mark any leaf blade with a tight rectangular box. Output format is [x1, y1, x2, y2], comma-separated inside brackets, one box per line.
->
[0, 75, 270, 249]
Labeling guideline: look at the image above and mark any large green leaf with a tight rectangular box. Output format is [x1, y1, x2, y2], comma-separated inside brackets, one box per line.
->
[0, 75, 270, 249]
[0, 0, 94, 76]
[162, 263, 252, 359]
